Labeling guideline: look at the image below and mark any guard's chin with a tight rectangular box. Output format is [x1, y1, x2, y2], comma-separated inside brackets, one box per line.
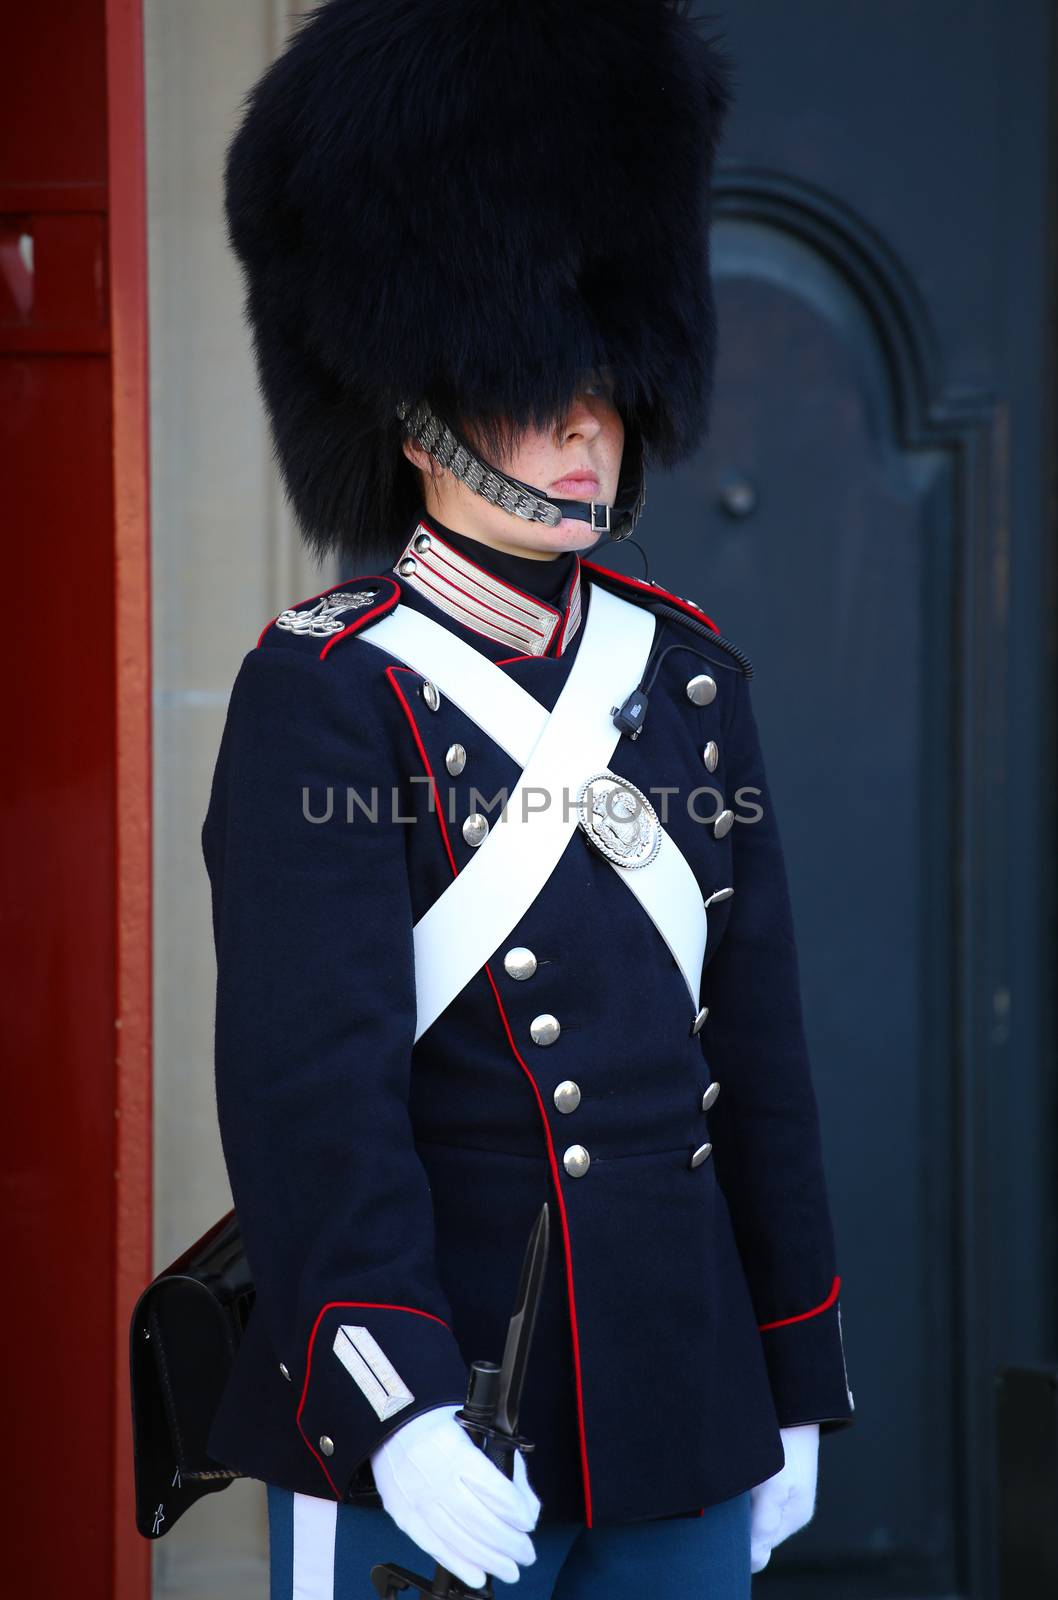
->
[558, 517, 611, 550]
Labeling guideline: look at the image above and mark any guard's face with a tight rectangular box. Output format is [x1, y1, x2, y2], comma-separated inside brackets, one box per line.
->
[403, 372, 625, 559]
[504, 373, 625, 552]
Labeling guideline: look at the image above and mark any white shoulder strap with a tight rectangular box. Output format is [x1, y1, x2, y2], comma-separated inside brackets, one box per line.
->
[361, 586, 708, 1040]
[364, 605, 548, 765]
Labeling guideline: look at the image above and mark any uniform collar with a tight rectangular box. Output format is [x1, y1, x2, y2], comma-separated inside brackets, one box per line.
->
[391, 517, 583, 658]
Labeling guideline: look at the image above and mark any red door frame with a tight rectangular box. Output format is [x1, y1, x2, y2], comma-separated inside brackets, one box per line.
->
[1, 3, 151, 1594]
[107, 1, 153, 1594]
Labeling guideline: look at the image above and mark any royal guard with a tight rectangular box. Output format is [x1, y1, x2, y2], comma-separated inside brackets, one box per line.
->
[200, 1, 856, 1594]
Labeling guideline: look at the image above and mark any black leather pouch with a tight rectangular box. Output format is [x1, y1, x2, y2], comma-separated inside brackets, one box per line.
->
[129, 1209, 254, 1538]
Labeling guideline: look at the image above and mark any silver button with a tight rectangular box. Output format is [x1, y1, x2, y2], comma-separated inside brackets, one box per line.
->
[713, 809, 734, 839]
[398, 556, 417, 576]
[701, 1081, 720, 1111]
[422, 679, 441, 711]
[504, 946, 538, 981]
[691, 1005, 709, 1035]
[446, 743, 467, 776]
[702, 741, 719, 771]
[685, 674, 717, 706]
[413, 532, 432, 553]
[563, 1144, 590, 1177]
[319, 1435, 335, 1456]
[530, 1013, 561, 1046]
[462, 813, 489, 846]
[690, 1142, 713, 1168]
[553, 1080, 581, 1114]
[279, 1362, 291, 1381]
[704, 886, 734, 908]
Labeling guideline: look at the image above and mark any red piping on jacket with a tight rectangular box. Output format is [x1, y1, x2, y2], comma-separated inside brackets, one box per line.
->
[296, 1299, 453, 1499]
[383, 663, 595, 1526]
[580, 559, 721, 635]
[758, 1275, 841, 1331]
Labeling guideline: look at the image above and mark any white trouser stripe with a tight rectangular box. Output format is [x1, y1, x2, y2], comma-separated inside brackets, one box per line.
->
[292, 1490, 337, 1600]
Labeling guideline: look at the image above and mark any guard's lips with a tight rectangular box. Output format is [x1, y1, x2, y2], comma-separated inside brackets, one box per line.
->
[551, 472, 600, 494]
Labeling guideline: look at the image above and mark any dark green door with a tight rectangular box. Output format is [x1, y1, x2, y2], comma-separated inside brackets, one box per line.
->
[610, 3, 1056, 1595]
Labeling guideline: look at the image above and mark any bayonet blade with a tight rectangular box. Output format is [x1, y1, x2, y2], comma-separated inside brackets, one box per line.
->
[492, 1202, 550, 1438]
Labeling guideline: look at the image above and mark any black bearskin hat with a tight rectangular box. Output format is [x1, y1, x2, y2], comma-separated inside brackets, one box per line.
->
[223, 0, 734, 564]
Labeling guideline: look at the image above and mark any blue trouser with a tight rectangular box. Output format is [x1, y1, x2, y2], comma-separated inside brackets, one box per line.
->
[267, 1484, 752, 1598]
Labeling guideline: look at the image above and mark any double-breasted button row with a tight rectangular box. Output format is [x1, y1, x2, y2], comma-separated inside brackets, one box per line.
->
[690, 1080, 720, 1165]
[684, 677, 728, 790]
[512, 940, 582, 1168]
[501, 947, 565, 1055]
[446, 736, 490, 844]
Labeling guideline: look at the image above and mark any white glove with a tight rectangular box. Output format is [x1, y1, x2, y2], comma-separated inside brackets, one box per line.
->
[370, 1403, 540, 1589]
[749, 1422, 820, 1573]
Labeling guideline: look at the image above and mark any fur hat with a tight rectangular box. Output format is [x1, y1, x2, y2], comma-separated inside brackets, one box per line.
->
[223, 0, 734, 564]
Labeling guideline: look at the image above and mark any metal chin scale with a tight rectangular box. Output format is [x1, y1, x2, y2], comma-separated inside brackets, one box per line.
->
[396, 397, 647, 545]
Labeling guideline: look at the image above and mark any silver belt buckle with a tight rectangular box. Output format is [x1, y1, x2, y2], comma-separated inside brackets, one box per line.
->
[575, 769, 661, 869]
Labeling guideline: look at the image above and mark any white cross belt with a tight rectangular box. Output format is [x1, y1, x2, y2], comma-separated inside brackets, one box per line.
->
[360, 586, 708, 1041]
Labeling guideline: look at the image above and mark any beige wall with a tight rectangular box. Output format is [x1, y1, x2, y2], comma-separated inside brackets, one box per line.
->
[145, 3, 337, 1593]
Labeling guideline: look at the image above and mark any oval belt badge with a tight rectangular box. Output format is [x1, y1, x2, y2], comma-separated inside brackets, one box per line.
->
[575, 769, 662, 869]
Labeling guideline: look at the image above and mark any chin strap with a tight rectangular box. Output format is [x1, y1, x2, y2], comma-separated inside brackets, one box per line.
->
[396, 397, 646, 541]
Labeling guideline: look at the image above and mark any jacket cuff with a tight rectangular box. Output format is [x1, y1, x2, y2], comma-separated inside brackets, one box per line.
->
[294, 1302, 470, 1497]
[757, 1277, 856, 1432]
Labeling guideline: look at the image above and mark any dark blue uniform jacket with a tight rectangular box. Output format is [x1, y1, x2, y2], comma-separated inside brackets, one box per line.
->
[200, 515, 855, 1527]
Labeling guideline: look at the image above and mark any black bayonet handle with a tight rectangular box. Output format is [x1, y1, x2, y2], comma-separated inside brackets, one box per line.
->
[371, 1205, 551, 1600]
